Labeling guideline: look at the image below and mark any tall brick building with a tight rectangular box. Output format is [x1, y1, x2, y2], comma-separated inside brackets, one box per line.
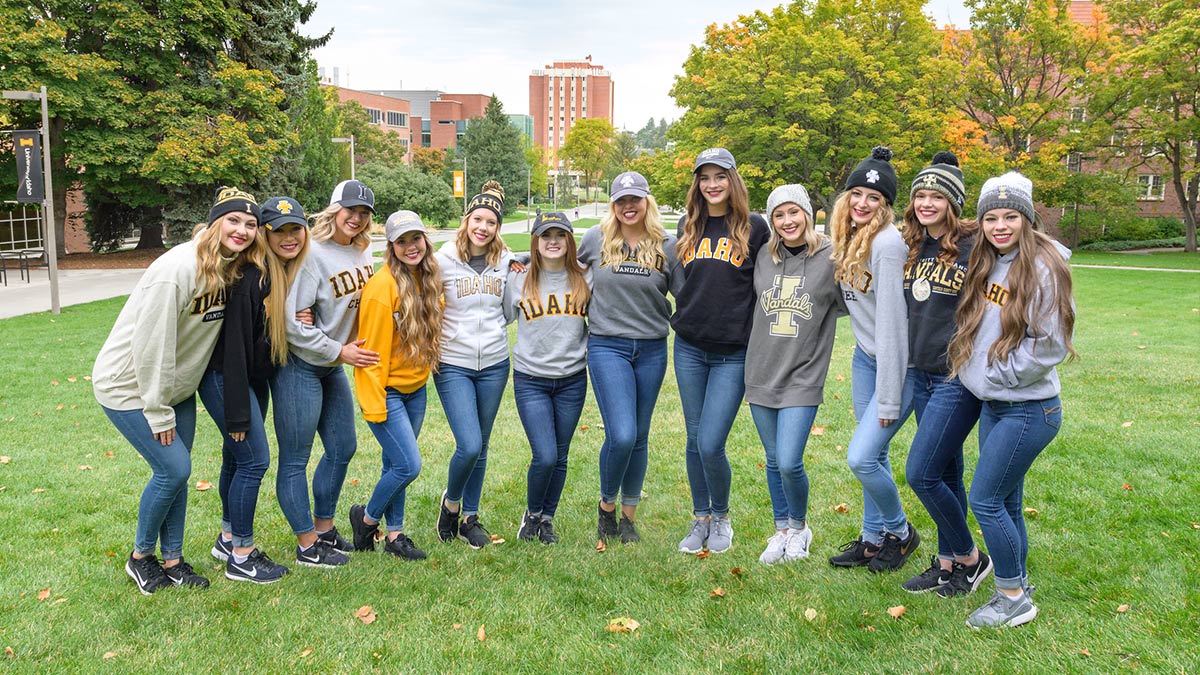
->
[529, 59, 614, 164]
[324, 85, 412, 159]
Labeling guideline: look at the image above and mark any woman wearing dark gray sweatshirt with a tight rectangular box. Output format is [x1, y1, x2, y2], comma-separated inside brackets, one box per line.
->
[745, 184, 844, 566]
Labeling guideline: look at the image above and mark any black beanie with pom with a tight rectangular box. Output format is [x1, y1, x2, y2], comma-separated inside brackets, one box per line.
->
[910, 151, 966, 216]
[845, 146, 898, 204]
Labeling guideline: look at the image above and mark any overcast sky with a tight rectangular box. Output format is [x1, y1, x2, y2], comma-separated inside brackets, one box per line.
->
[306, 1, 971, 131]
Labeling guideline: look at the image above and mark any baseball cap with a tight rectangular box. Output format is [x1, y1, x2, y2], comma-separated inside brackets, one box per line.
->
[693, 147, 736, 173]
[260, 197, 309, 231]
[610, 171, 650, 201]
[384, 210, 426, 242]
[531, 211, 573, 236]
[329, 179, 376, 212]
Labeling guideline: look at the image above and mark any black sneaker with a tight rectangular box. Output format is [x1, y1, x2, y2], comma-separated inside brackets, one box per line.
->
[518, 512, 541, 541]
[597, 502, 619, 543]
[349, 504, 379, 552]
[163, 558, 210, 588]
[211, 534, 233, 562]
[868, 524, 921, 573]
[383, 533, 427, 560]
[295, 540, 350, 568]
[437, 491, 460, 543]
[618, 515, 640, 544]
[458, 515, 491, 549]
[538, 519, 559, 545]
[937, 551, 993, 598]
[125, 553, 171, 596]
[902, 556, 950, 594]
[829, 537, 880, 567]
[226, 549, 290, 584]
[317, 527, 353, 552]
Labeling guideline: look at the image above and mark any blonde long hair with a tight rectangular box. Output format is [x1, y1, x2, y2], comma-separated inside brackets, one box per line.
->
[829, 190, 896, 284]
[523, 231, 591, 309]
[767, 206, 824, 263]
[310, 203, 372, 250]
[599, 194, 667, 269]
[454, 211, 506, 267]
[948, 217, 1077, 376]
[385, 235, 444, 370]
[190, 220, 264, 294]
[263, 226, 310, 365]
[678, 167, 751, 265]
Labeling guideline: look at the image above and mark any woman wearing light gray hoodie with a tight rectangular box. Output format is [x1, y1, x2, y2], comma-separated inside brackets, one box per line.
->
[948, 171, 1076, 629]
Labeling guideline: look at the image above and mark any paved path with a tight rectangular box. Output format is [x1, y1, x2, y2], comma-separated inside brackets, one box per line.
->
[1071, 264, 1200, 273]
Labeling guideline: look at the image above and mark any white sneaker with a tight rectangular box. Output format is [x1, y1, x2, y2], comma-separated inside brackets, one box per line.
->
[758, 531, 788, 565]
[784, 526, 813, 561]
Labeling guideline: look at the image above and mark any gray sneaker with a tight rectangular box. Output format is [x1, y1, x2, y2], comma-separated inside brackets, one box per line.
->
[678, 518, 710, 554]
[967, 590, 1038, 628]
[707, 517, 733, 554]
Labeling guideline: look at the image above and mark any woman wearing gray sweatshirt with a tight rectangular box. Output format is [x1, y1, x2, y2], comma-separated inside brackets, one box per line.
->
[948, 172, 1076, 629]
[746, 185, 844, 566]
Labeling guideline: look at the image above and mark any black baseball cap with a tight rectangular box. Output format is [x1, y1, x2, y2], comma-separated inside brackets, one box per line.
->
[532, 212, 573, 236]
[329, 179, 376, 212]
[260, 197, 309, 231]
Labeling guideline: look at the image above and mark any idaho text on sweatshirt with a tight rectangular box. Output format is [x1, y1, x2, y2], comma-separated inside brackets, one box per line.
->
[840, 225, 909, 419]
[745, 238, 845, 408]
[958, 242, 1073, 402]
[354, 265, 433, 423]
[286, 238, 374, 367]
[503, 266, 592, 379]
[671, 213, 771, 354]
[436, 242, 514, 371]
[576, 226, 681, 340]
[904, 232, 975, 375]
[93, 241, 229, 433]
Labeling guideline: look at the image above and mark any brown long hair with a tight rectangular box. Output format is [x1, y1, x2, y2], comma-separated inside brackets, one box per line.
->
[678, 166, 751, 265]
[829, 189, 896, 284]
[948, 217, 1077, 376]
[902, 198, 976, 267]
[599, 195, 666, 269]
[523, 231, 591, 309]
[384, 234, 444, 370]
[263, 226, 310, 366]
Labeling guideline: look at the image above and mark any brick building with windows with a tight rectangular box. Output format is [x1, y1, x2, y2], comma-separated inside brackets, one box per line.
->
[324, 86, 412, 160]
[529, 59, 614, 164]
[365, 90, 493, 152]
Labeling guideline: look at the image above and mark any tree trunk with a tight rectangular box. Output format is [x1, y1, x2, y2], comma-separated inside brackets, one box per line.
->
[49, 117, 68, 258]
[1170, 142, 1198, 253]
[136, 221, 165, 249]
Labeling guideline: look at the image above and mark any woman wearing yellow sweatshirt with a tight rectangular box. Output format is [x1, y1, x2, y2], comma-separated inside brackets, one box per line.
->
[349, 211, 444, 560]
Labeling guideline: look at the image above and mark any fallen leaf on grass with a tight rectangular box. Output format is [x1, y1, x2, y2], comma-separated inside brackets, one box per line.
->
[1080, 649, 1091, 657]
[596, 539, 607, 552]
[710, 587, 726, 598]
[1131, 331, 1139, 336]
[373, 529, 386, 542]
[488, 534, 506, 544]
[37, 588, 50, 601]
[580, 425, 590, 431]
[55, 404, 64, 411]
[1121, 421, 1133, 428]
[605, 617, 640, 633]
[349, 478, 359, 486]
[51, 380, 59, 386]
[5, 646, 13, 658]
[452, 623, 462, 630]
[355, 606, 377, 624]
[804, 608, 818, 622]
[1122, 483, 1133, 491]
[1024, 507, 1038, 517]
[104, 451, 114, 458]
[835, 374, 845, 381]
[102, 652, 116, 660]
[832, 503, 850, 514]
[68, 377, 78, 383]
[810, 425, 826, 436]
[1137, 345, 1146, 350]
[864, 625, 876, 632]
[299, 648, 312, 658]
[695, 550, 711, 559]
[0, 456, 9, 464]
[1117, 604, 1130, 613]
[51, 598, 66, 605]
[195, 480, 213, 491]
[0, 487, 6, 492]
[106, 551, 115, 557]
[476, 624, 487, 641]
[84, 375, 92, 381]
[78, 465, 92, 471]
[757, 462, 765, 470]
[887, 605, 906, 619]
[1191, 522, 1200, 530]
[730, 567, 744, 577]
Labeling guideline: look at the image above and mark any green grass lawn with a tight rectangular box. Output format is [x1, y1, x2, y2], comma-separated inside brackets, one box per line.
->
[0, 266, 1197, 673]
[1069, 250, 1200, 270]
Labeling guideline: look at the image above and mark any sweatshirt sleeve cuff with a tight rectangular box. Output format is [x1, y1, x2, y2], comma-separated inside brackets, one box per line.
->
[876, 403, 901, 420]
[362, 410, 386, 424]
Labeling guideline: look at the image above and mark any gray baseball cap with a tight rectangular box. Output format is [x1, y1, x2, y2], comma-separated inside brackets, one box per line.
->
[693, 147, 736, 173]
[610, 171, 650, 201]
[532, 211, 573, 236]
[329, 179, 376, 212]
[384, 210, 425, 241]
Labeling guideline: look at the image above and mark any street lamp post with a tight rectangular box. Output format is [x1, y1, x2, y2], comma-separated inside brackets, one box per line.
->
[332, 135, 356, 180]
[3, 86, 60, 314]
[525, 167, 532, 232]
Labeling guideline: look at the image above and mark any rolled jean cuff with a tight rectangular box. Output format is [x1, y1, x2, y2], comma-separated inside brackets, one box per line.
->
[385, 524, 404, 533]
[938, 553, 955, 562]
[788, 517, 806, 531]
[231, 534, 254, 549]
[221, 520, 232, 534]
[292, 524, 316, 536]
[995, 574, 1024, 591]
[694, 508, 712, 518]
[160, 549, 182, 562]
[620, 493, 641, 507]
[861, 529, 884, 546]
[774, 518, 790, 531]
[134, 545, 157, 557]
[954, 544, 977, 560]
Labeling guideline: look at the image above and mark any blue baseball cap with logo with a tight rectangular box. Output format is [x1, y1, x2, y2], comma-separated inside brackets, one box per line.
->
[693, 147, 736, 173]
[260, 196, 309, 231]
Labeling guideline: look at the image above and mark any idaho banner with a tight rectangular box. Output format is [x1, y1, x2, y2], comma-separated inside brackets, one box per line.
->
[13, 130, 44, 203]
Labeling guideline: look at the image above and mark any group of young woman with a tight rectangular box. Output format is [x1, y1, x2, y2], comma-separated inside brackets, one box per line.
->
[95, 145, 1074, 630]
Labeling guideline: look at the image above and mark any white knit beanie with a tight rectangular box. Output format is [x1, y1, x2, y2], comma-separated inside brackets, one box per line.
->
[766, 184, 815, 224]
[977, 171, 1035, 223]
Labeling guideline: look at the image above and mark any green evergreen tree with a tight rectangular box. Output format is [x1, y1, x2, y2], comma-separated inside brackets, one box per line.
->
[457, 96, 528, 209]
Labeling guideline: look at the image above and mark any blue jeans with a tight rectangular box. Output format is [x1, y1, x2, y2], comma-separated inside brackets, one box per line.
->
[750, 404, 818, 531]
[588, 335, 668, 507]
[847, 346, 915, 544]
[674, 336, 746, 519]
[970, 396, 1061, 590]
[434, 359, 509, 516]
[197, 370, 270, 548]
[365, 387, 426, 532]
[905, 369, 981, 559]
[103, 398, 197, 560]
[514, 369, 587, 519]
[271, 355, 358, 535]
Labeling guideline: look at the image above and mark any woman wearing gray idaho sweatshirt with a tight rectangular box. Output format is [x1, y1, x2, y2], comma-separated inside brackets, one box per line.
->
[746, 185, 844, 566]
[948, 172, 1076, 629]
[272, 180, 379, 569]
[828, 147, 920, 574]
[503, 212, 592, 544]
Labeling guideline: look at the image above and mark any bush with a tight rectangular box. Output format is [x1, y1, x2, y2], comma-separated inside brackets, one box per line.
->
[357, 162, 460, 228]
[1075, 212, 1185, 245]
[1077, 237, 1186, 251]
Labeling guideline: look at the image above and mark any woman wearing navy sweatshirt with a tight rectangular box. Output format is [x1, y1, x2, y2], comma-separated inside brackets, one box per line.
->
[949, 172, 1076, 629]
[673, 148, 770, 555]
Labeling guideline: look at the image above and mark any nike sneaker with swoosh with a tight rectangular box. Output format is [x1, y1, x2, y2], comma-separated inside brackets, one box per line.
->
[967, 588, 1038, 628]
[317, 527, 354, 553]
[211, 534, 233, 562]
[126, 553, 171, 596]
[295, 540, 350, 568]
[829, 537, 880, 567]
[938, 551, 993, 598]
[226, 549, 290, 584]
[163, 558, 210, 588]
[868, 522, 921, 573]
[902, 556, 951, 593]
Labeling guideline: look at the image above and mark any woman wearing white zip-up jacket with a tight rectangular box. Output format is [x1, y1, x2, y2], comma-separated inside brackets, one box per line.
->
[433, 181, 515, 549]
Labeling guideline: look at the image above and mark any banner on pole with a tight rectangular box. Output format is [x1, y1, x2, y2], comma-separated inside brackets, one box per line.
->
[13, 130, 44, 203]
[453, 171, 464, 198]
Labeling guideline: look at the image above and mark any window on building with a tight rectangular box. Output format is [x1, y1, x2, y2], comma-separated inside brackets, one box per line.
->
[1068, 107, 1086, 132]
[438, 120, 455, 125]
[1111, 129, 1128, 156]
[421, 132, 431, 147]
[1136, 175, 1165, 200]
[386, 111, 408, 127]
[1066, 152, 1082, 173]
[398, 137, 409, 149]
[366, 107, 383, 125]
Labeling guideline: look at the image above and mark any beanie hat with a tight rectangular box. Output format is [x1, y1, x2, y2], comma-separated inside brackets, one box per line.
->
[466, 180, 505, 222]
[260, 196, 308, 231]
[910, 151, 966, 216]
[845, 146, 898, 204]
[765, 184, 815, 225]
[208, 186, 260, 225]
[977, 171, 1035, 224]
